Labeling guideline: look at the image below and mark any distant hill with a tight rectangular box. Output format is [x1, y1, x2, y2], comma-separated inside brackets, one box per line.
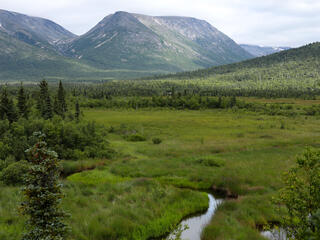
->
[141, 42, 320, 97]
[0, 10, 253, 81]
[240, 44, 291, 57]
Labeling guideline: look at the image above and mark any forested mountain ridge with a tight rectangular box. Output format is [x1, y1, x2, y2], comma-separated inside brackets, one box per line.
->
[0, 10, 253, 81]
[152, 42, 320, 79]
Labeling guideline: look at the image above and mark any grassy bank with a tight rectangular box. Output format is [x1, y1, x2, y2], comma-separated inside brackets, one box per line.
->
[0, 178, 208, 240]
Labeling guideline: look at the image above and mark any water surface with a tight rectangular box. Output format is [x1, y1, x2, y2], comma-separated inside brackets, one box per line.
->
[167, 194, 222, 240]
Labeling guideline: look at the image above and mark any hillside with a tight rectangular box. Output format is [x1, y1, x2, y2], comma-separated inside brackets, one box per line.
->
[63, 11, 252, 71]
[0, 9, 76, 51]
[240, 44, 290, 57]
[0, 30, 162, 82]
[104, 42, 320, 98]
[0, 10, 254, 81]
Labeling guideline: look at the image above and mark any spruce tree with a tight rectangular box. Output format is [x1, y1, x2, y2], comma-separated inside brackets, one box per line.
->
[45, 94, 53, 120]
[0, 87, 9, 120]
[38, 80, 54, 119]
[75, 101, 80, 121]
[38, 80, 49, 118]
[21, 132, 68, 240]
[57, 81, 67, 117]
[7, 98, 17, 123]
[53, 96, 59, 115]
[17, 83, 28, 118]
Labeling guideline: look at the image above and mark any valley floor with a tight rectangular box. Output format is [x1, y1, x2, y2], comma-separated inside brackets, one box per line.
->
[2, 106, 320, 239]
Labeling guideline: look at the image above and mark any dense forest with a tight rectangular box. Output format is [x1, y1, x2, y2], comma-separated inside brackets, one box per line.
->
[0, 81, 115, 185]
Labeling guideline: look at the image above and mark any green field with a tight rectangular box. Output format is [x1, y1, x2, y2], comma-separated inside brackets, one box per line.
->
[2, 105, 320, 239]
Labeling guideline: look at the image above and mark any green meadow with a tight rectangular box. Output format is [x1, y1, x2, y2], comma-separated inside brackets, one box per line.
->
[2, 105, 320, 239]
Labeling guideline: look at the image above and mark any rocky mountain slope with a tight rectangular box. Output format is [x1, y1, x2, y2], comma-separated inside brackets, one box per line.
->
[64, 11, 253, 71]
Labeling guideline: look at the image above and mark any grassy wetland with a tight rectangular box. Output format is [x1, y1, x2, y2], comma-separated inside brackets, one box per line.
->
[2, 99, 320, 239]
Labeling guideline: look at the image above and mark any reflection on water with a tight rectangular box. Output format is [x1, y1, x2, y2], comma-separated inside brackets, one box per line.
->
[167, 194, 222, 240]
[261, 228, 287, 240]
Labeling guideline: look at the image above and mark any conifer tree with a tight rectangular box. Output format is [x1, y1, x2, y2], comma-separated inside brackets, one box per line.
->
[7, 98, 17, 123]
[45, 94, 53, 120]
[0, 87, 9, 120]
[75, 100, 80, 121]
[57, 81, 67, 117]
[38, 80, 49, 117]
[53, 96, 59, 115]
[21, 132, 68, 240]
[17, 83, 28, 118]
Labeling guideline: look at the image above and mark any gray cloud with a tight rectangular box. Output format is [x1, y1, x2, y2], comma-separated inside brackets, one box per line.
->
[1, 0, 319, 47]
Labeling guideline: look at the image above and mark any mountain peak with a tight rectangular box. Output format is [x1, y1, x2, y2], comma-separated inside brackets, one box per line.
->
[0, 9, 76, 48]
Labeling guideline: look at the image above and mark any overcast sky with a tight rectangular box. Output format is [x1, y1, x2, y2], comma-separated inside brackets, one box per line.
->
[1, 0, 320, 47]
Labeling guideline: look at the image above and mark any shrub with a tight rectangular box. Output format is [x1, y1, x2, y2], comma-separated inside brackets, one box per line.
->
[0, 160, 29, 185]
[152, 138, 162, 144]
[276, 148, 320, 239]
[0, 155, 15, 171]
[126, 134, 146, 142]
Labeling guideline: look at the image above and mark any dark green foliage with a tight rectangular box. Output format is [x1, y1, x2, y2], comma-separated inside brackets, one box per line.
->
[0, 117, 114, 161]
[38, 80, 50, 118]
[0, 160, 29, 185]
[126, 134, 146, 142]
[0, 82, 114, 163]
[277, 148, 320, 239]
[56, 81, 67, 117]
[152, 138, 162, 144]
[75, 101, 80, 121]
[7, 98, 18, 123]
[21, 132, 68, 240]
[0, 88, 17, 123]
[17, 83, 28, 119]
[307, 209, 320, 239]
[0, 87, 9, 120]
[44, 94, 53, 119]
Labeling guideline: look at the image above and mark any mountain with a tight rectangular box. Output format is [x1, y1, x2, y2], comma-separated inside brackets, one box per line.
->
[240, 44, 291, 57]
[0, 9, 76, 52]
[61, 11, 253, 72]
[0, 10, 253, 81]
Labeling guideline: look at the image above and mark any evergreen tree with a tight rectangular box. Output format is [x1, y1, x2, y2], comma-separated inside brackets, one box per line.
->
[75, 101, 80, 121]
[57, 81, 67, 117]
[0, 87, 9, 120]
[17, 83, 28, 118]
[0, 87, 17, 123]
[44, 94, 53, 120]
[7, 98, 17, 123]
[53, 96, 59, 115]
[21, 132, 68, 240]
[38, 80, 49, 118]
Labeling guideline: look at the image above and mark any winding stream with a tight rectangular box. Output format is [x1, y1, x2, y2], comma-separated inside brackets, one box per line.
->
[167, 193, 222, 240]
[165, 192, 285, 240]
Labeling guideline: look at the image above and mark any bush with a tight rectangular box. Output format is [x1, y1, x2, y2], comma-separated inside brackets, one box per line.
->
[126, 134, 146, 142]
[152, 138, 162, 144]
[0, 155, 15, 171]
[0, 160, 29, 185]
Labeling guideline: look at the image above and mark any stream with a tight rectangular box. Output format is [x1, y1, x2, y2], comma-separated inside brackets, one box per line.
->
[166, 193, 222, 240]
[165, 192, 286, 240]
